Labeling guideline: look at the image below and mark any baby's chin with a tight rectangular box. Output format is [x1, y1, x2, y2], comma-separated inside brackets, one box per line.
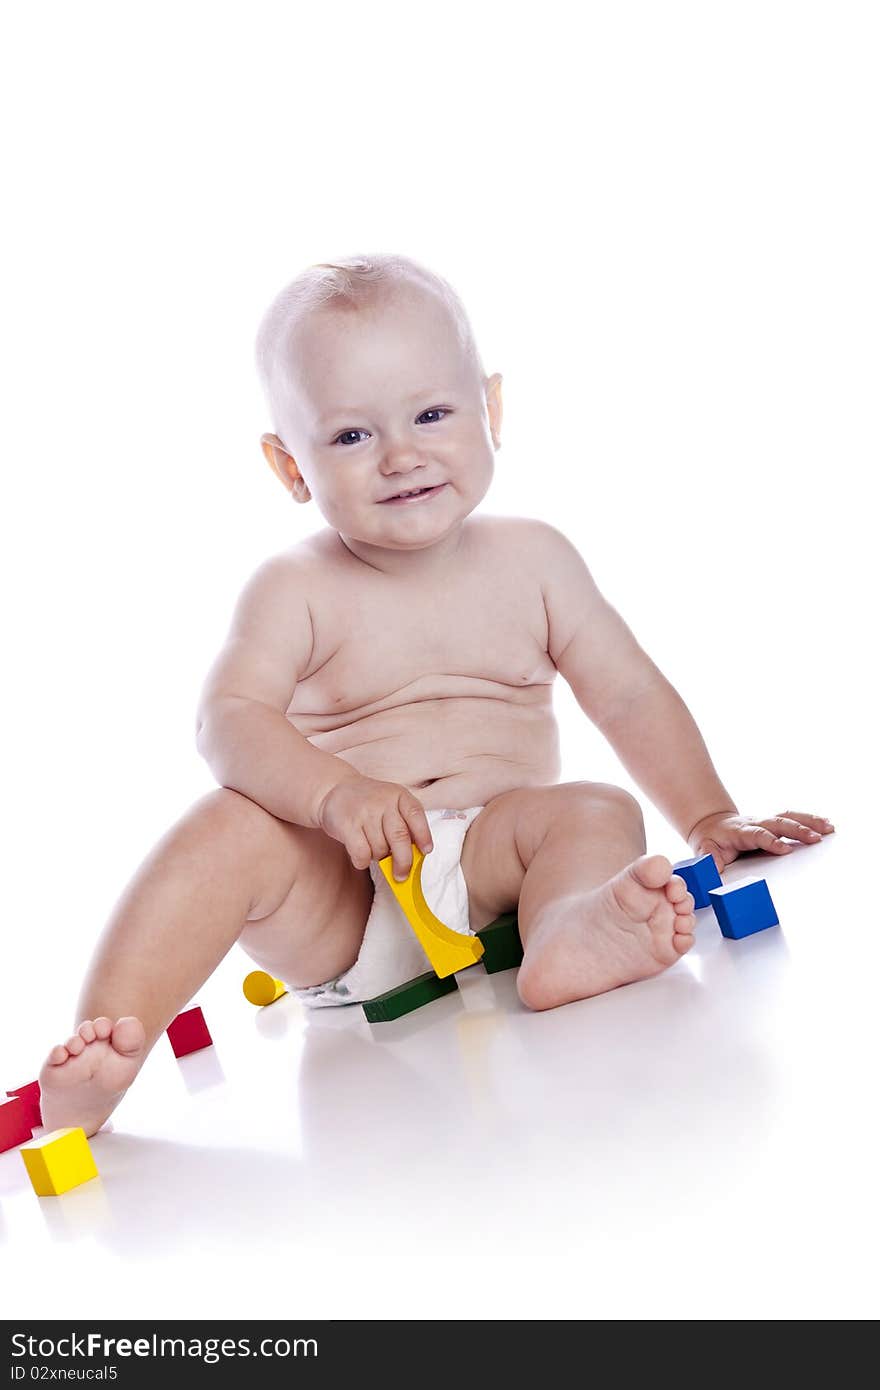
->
[335, 510, 472, 558]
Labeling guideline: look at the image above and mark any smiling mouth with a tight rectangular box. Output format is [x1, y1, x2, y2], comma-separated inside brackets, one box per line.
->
[380, 483, 446, 503]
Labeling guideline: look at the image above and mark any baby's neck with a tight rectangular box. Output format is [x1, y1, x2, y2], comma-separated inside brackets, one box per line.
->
[334, 523, 468, 577]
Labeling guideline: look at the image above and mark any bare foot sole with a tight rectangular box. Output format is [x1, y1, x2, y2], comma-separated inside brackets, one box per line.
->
[516, 854, 697, 1011]
[39, 1017, 147, 1138]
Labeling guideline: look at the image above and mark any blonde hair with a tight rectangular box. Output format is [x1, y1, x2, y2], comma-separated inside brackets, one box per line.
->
[254, 252, 485, 439]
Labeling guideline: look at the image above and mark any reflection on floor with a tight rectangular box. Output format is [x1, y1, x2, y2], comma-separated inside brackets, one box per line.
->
[2, 837, 877, 1319]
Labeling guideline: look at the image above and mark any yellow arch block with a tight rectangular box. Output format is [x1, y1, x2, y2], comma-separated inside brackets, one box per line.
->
[242, 971, 288, 1006]
[378, 845, 484, 979]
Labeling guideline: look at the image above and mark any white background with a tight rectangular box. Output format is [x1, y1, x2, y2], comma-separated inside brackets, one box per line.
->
[1, 0, 877, 1321]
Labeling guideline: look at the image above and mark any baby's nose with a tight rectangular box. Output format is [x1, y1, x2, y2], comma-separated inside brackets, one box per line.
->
[381, 439, 422, 472]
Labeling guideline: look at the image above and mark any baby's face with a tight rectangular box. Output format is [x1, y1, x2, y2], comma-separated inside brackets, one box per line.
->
[269, 287, 501, 551]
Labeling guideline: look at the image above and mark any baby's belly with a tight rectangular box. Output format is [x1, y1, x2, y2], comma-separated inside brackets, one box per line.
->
[295, 695, 562, 810]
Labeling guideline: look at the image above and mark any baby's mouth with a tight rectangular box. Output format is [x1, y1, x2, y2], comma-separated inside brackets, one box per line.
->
[380, 483, 447, 504]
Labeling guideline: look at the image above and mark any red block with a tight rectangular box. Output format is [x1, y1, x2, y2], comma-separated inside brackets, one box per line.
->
[166, 1006, 213, 1058]
[0, 1096, 33, 1153]
[7, 1081, 42, 1129]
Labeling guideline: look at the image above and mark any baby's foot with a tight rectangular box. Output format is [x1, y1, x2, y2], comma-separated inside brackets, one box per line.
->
[516, 854, 696, 1011]
[39, 1017, 147, 1138]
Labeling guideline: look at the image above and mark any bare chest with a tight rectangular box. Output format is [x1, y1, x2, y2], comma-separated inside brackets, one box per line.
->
[289, 534, 555, 728]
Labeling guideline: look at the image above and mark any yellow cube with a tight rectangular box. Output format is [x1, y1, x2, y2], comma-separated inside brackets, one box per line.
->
[20, 1126, 99, 1196]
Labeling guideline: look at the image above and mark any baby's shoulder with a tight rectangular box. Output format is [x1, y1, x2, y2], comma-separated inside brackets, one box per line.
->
[227, 533, 334, 631]
[473, 513, 580, 566]
[249, 528, 340, 586]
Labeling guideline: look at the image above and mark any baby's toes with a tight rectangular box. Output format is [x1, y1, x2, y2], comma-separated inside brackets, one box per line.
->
[78, 1020, 97, 1044]
[47, 1043, 71, 1066]
[673, 892, 695, 917]
[632, 854, 674, 891]
[673, 925, 696, 955]
[665, 874, 690, 905]
[648, 897, 676, 934]
[673, 901, 697, 942]
[93, 1017, 113, 1040]
[647, 898, 686, 964]
[64, 1033, 86, 1057]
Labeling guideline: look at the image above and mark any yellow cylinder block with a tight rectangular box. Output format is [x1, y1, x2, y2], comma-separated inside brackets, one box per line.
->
[242, 971, 288, 1006]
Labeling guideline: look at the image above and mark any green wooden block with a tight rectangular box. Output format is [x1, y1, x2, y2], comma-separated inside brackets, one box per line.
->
[362, 970, 459, 1023]
[476, 912, 523, 973]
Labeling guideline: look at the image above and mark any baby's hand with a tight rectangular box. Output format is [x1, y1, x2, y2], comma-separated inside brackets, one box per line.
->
[317, 776, 434, 881]
[688, 810, 835, 873]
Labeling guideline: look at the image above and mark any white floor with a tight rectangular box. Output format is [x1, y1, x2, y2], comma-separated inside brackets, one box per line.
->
[3, 0, 878, 1327]
[2, 819, 876, 1320]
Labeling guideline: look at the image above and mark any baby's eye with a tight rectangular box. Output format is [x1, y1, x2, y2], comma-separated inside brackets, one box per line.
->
[417, 408, 450, 425]
[332, 429, 370, 447]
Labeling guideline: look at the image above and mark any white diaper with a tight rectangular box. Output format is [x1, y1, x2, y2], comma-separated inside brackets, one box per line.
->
[292, 805, 485, 1009]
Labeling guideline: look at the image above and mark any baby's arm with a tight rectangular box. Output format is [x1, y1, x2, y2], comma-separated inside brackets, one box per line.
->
[536, 523, 832, 867]
[195, 555, 434, 878]
[195, 554, 363, 829]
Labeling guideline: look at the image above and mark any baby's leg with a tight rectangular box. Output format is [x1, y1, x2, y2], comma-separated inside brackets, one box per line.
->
[40, 789, 372, 1136]
[461, 782, 697, 1010]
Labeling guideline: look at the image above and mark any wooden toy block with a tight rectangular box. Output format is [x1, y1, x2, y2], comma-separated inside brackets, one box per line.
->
[672, 853, 723, 909]
[0, 1096, 33, 1153]
[166, 1005, 213, 1058]
[378, 846, 484, 978]
[242, 971, 288, 1006]
[363, 970, 459, 1023]
[708, 876, 779, 940]
[20, 1126, 98, 1196]
[476, 913, 523, 973]
[6, 1080, 41, 1130]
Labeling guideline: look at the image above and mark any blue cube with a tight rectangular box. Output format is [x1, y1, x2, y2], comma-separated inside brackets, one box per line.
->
[672, 853, 723, 909]
[708, 876, 779, 940]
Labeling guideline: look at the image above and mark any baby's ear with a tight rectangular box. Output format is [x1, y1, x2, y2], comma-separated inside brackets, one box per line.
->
[484, 373, 503, 448]
[260, 433, 311, 501]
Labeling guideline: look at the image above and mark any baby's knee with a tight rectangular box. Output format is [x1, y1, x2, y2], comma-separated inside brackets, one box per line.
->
[603, 783, 643, 825]
[568, 781, 644, 829]
[187, 787, 282, 845]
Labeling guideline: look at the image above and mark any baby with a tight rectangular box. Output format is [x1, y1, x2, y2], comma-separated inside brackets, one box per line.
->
[38, 253, 833, 1137]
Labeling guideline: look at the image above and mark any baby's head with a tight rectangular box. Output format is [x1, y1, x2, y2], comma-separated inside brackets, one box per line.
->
[254, 253, 502, 555]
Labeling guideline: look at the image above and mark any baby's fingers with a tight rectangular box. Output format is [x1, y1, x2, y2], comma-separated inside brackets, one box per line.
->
[380, 812, 415, 881]
[347, 828, 374, 872]
[739, 824, 794, 854]
[762, 814, 832, 846]
[775, 810, 835, 836]
[398, 794, 434, 857]
[380, 799, 434, 882]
